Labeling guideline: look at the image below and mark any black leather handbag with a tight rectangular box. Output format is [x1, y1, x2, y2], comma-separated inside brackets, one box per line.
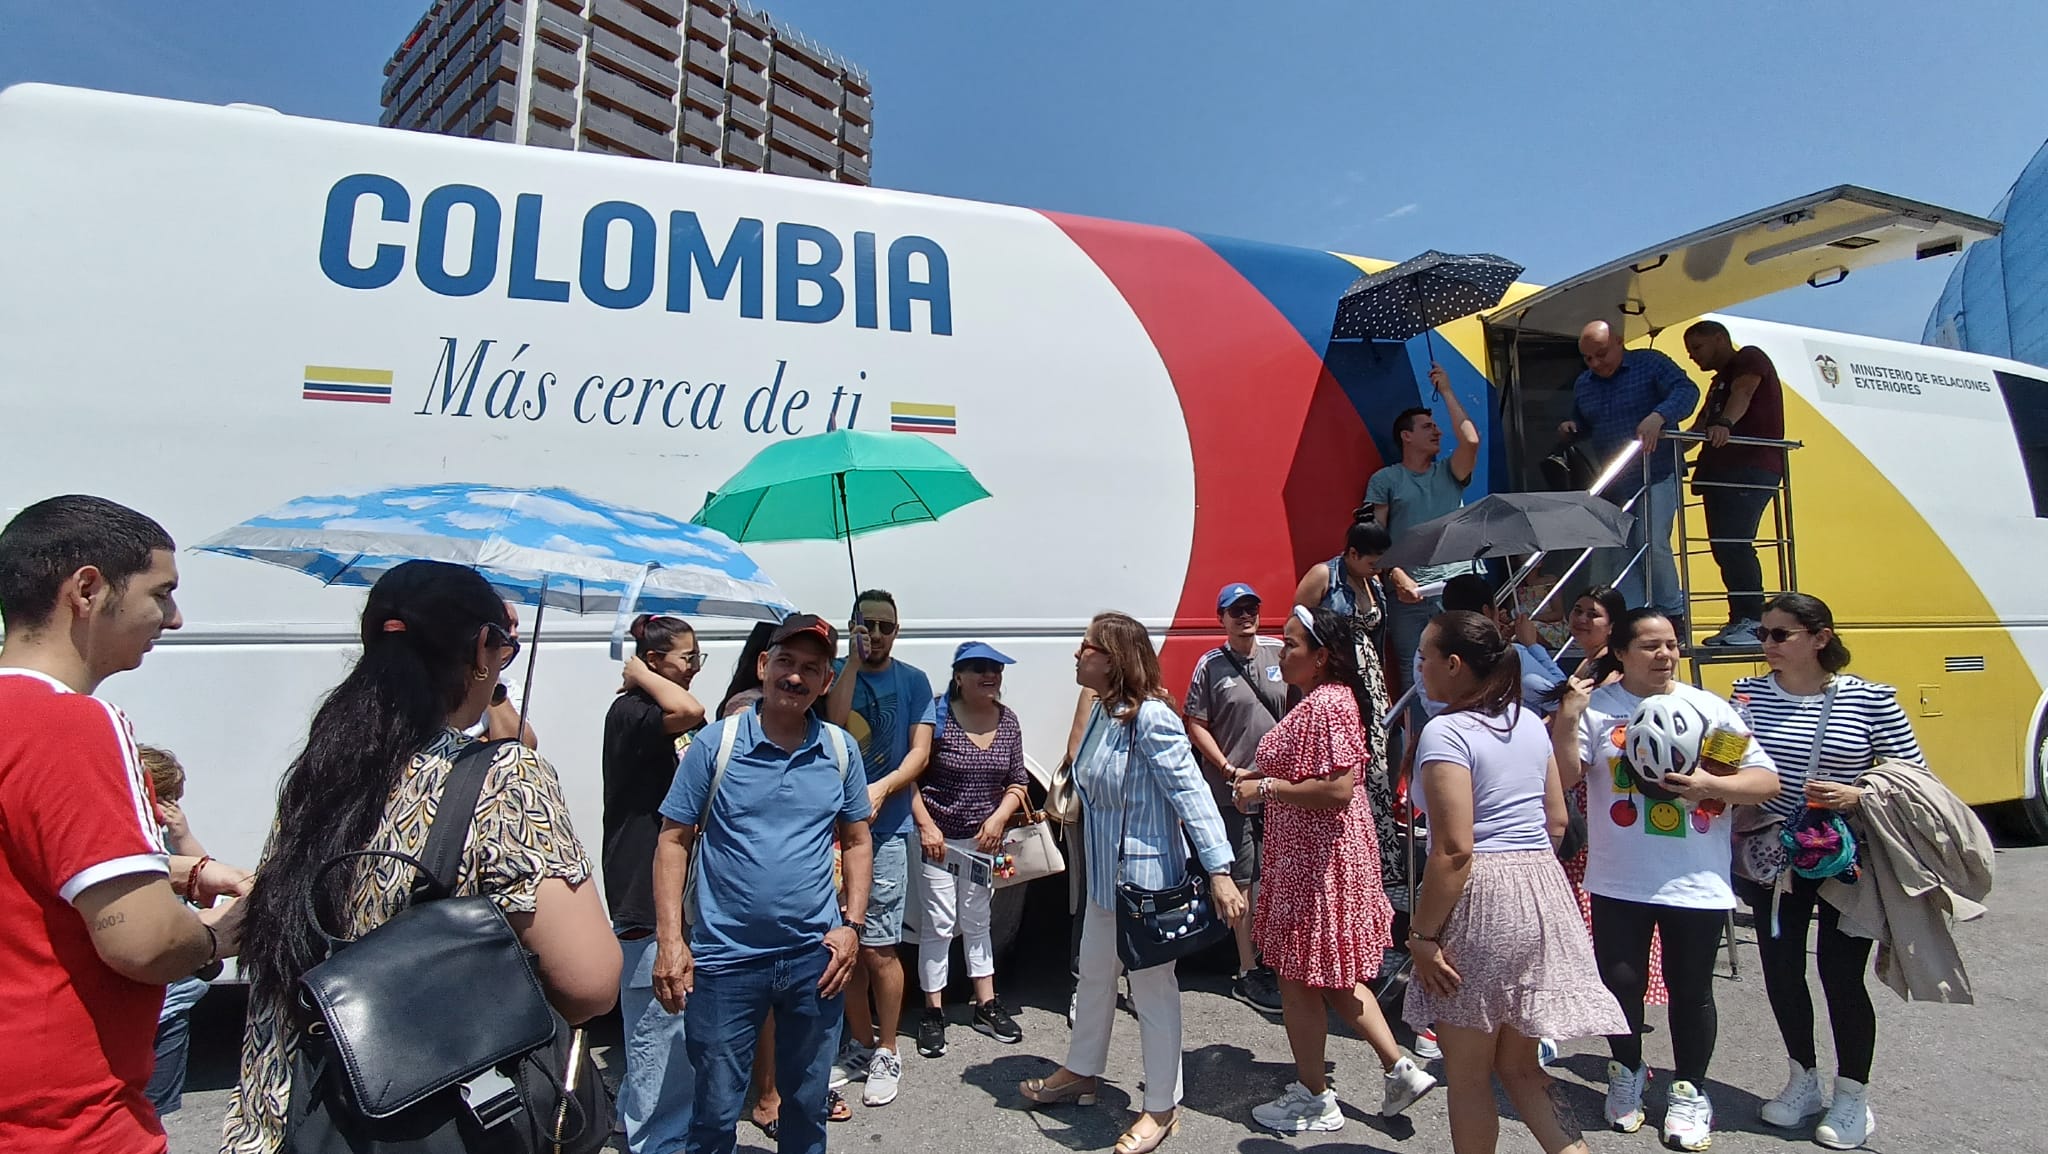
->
[282, 739, 611, 1154]
[1110, 718, 1230, 971]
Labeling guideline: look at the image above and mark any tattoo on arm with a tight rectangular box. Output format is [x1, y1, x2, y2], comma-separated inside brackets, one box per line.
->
[92, 911, 126, 932]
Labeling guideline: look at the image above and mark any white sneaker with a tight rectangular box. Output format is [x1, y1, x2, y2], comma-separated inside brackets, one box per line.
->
[1759, 1059, 1824, 1127]
[829, 1040, 874, 1089]
[1413, 1028, 1441, 1061]
[1662, 1080, 1715, 1152]
[1814, 1077, 1875, 1150]
[862, 1048, 902, 1106]
[1537, 1038, 1559, 1067]
[1252, 1081, 1343, 1134]
[1380, 1055, 1436, 1117]
[1604, 1061, 1648, 1133]
[1703, 619, 1762, 647]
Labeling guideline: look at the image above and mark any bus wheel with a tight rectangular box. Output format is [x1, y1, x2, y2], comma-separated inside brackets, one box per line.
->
[2004, 729, 2048, 844]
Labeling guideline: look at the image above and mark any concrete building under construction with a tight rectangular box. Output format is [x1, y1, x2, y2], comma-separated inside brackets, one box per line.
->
[380, 0, 872, 184]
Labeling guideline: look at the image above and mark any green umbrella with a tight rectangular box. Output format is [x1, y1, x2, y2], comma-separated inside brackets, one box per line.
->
[691, 429, 991, 592]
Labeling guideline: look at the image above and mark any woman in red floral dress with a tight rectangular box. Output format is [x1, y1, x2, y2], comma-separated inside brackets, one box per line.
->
[1232, 606, 1437, 1136]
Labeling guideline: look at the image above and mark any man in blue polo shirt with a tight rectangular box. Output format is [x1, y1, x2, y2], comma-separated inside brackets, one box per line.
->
[653, 613, 873, 1154]
[1560, 320, 1701, 622]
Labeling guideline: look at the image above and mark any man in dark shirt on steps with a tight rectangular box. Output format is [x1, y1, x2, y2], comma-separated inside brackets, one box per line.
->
[1684, 320, 1786, 649]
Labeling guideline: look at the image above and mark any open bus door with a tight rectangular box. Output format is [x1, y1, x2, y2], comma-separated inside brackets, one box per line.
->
[1478, 185, 2002, 493]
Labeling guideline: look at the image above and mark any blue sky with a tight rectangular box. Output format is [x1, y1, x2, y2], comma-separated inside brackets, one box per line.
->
[5, 0, 2043, 341]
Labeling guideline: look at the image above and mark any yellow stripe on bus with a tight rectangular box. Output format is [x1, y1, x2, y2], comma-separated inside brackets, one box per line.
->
[889, 402, 957, 417]
[303, 365, 394, 384]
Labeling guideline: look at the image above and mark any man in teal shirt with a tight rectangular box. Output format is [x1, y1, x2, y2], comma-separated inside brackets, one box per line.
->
[824, 589, 934, 1109]
[1364, 362, 1482, 707]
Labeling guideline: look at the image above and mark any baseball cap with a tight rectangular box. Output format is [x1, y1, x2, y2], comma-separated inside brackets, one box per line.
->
[768, 613, 838, 654]
[952, 640, 1015, 667]
[1216, 582, 1260, 611]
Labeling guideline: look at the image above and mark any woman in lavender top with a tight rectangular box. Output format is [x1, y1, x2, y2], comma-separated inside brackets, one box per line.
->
[910, 641, 1031, 1058]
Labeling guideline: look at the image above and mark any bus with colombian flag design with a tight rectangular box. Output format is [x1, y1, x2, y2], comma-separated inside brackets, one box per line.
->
[3, 84, 2046, 963]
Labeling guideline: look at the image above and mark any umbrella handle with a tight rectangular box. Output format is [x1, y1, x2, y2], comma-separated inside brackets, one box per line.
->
[517, 588, 545, 741]
[610, 563, 659, 661]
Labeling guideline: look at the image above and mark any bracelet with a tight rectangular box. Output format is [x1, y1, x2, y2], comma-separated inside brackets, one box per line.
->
[1408, 927, 1442, 944]
[186, 856, 214, 906]
[1258, 778, 1275, 803]
[201, 920, 220, 965]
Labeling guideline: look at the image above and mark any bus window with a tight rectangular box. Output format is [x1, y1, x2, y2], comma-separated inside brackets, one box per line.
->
[1994, 369, 2048, 517]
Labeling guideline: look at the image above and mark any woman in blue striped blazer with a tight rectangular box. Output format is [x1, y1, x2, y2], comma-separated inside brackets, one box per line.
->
[1018, 611, 1246, 1154]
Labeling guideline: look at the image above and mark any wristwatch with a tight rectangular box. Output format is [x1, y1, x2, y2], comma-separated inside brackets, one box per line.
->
[842, 919, 866, 938]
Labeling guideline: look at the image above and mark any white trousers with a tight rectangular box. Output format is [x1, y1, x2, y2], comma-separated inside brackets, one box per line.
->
[1064, 901, 1184, 1113]
[918, 837, 996, 993]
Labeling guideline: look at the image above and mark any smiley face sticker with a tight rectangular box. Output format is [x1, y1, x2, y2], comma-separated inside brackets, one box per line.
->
[1646, 801, 1685, 838]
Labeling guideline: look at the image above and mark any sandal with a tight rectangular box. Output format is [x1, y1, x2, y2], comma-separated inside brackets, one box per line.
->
[1115, 1110, 1180, 1154]
[1019, 1072, 1099, 1107]
[828, 1088, 851, 1122]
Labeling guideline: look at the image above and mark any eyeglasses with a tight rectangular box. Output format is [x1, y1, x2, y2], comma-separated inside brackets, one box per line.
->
[1077, 640, 1107, 656]
[1224, 601, 1262, 618]
[484, 623, 521, 664]
[863, 619, 900, 637]
[671, 650, 706, 669]
[1759, 627, 1810, 644]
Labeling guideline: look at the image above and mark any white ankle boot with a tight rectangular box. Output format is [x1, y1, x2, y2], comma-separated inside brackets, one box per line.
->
[1759, 1059, 1823, 1127]
[1814, 1076, 1874, 1150]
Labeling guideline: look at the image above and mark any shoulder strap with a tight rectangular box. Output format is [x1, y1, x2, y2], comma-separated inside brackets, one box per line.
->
[416, 738, 513, 901]
[931, 692, 951, 741]
[1221, 645, 1284, 723]
[828, 724, 856, 781]
[700, 717, 743, 835]
[1806, 678, 1841, 779]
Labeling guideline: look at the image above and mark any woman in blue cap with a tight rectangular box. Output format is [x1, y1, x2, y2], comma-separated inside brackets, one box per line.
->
[909, 640, 1031, 1059]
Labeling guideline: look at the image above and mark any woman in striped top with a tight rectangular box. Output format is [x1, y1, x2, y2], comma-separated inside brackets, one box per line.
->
[1730, 592, 1923, 1150]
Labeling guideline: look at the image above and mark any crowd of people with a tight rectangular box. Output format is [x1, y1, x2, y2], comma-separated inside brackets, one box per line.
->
[0, 320, 1997, 1154]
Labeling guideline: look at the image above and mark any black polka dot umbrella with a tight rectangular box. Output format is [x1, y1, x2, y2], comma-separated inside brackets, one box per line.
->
[1331, 250, 1525, 356]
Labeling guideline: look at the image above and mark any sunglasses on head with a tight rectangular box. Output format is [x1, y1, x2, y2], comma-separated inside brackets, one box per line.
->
[1760, 627, 1809, 643]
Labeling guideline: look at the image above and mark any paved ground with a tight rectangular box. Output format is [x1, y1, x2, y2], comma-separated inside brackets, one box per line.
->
[167, 842, 2044, 1154]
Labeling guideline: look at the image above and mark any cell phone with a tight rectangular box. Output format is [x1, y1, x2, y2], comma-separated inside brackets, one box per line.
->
[851, 602, 871, 662]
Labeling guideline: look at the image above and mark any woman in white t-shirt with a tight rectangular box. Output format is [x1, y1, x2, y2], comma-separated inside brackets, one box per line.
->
[1405, 612, 1625, 1154]
[1729, 592, 1922, 1150]
[1548, 609, 1779, 1153]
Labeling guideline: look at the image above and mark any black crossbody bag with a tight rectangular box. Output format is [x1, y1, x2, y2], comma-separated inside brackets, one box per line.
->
[1111, 713, 1231, 970]
[282, 738, 611, 1154]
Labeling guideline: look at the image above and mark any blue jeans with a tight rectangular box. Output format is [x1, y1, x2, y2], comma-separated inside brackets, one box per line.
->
[1595, 473, 1684, 616]
[685, 945, 840, 1154]
[146, 977, 210, 1115]
[1385, 593, 1441, 769]
[619, 934, 692, 1154]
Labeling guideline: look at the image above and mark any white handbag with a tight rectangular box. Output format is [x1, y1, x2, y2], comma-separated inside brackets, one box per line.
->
[997, 813, 1066, 888]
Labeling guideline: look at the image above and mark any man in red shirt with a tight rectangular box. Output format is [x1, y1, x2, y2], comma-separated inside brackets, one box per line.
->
[0, 495, 249, 1154]
[1684, 320, 1788, 648]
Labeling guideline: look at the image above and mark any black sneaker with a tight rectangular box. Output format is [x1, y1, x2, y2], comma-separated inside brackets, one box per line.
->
[1233, 966, 1283, 1014]
[916, 1007, 948, 1058]
[972, 997, 1023, 1044]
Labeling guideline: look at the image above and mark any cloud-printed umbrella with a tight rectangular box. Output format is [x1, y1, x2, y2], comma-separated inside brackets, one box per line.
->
[198, 483, 795, 726]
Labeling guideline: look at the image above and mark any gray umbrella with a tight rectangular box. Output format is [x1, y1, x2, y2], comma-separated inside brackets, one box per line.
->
[1332, 250, 1525, 357]
[1379, 491, 1635, 572]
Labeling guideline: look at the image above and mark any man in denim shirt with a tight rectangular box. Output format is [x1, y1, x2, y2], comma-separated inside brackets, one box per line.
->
[1559, 320, 1700, 622]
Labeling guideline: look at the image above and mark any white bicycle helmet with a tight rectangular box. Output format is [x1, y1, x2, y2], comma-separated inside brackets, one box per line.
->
[1625, 694, 1706, 787]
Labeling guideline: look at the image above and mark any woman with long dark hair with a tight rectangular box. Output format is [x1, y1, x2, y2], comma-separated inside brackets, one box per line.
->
[1231, 605, 1435, 1134]
[1294, 516, 1403, 913]
[1404, 611, 1625, 1154]
[1732, 593, 1923, 1149]
[223, 561, 619, 1153]
[1549, 609, 1779, 1152]
[1018, 612, 1244, 1154]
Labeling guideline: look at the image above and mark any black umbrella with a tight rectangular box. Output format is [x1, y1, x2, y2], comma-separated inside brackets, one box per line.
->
[1378, 491, 1634, 573]
[1331, 250, 1525, 358]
